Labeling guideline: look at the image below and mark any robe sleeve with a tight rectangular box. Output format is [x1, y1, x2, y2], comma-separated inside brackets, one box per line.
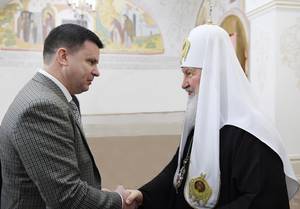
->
[217, 129, 289, 209]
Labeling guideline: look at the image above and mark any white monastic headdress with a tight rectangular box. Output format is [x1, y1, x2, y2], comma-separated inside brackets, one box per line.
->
[174, 24, 299, 208]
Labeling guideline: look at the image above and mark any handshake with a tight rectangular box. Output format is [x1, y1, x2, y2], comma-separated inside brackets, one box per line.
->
[110, 185, 143, 209]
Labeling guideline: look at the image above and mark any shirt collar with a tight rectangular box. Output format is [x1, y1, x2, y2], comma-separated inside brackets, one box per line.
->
[38, 68, 72, 102]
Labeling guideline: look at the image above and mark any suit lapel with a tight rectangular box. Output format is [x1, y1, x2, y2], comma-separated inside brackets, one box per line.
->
[76, 125, 101, 181]
[33, 73, 86, 133]
[33, 72, 101, 181]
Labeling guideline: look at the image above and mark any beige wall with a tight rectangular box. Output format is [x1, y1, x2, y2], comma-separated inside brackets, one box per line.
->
[87, 135, 180, 190]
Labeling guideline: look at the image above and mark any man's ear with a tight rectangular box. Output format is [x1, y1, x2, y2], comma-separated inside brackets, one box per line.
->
[56, 48, 68, 66]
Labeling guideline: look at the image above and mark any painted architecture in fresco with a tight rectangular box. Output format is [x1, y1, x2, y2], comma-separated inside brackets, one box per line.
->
[220, 15, 248, 73]
[195, 0, 248, 73]
[0, 0, 164, 54]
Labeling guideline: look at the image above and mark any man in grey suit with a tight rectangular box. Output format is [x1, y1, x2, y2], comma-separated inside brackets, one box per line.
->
[0, 24, 135, 209]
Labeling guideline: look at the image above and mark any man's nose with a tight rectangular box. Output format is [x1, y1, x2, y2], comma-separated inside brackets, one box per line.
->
[182, 78, 189, 89]
[93, 66, 100, 77]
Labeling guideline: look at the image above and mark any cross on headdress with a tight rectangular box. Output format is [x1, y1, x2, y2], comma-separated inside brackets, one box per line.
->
[206, 0, 216, 24]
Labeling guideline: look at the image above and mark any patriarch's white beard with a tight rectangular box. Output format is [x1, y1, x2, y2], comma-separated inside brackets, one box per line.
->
[183, 95, 198, 133]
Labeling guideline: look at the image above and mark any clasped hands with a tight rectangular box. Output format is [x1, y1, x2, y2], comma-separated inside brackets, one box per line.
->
[106, 185, 143, 209]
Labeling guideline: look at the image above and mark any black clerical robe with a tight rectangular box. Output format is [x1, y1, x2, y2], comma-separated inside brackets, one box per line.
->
[139, 125, 290, 209]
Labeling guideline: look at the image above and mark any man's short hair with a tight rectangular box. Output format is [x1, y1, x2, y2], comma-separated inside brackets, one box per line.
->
[43, 24, 104, 64]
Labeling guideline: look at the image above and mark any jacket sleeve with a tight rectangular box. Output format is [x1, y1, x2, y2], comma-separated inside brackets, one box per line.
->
[12, 100, 121, 209]
[138, 148, 179, 209]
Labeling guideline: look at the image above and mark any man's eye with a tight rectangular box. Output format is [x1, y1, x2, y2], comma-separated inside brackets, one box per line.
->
[88, 60, 96, 65]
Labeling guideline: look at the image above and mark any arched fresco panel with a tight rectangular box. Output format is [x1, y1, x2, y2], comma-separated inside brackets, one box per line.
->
[220, 15, 248, 72]
[0, 0, 164, 54]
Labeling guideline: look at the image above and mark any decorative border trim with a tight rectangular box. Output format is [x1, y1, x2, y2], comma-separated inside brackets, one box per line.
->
[247, 0, 300, 18]
[82, 111, 184, 138]
[0, 50, 179, 71]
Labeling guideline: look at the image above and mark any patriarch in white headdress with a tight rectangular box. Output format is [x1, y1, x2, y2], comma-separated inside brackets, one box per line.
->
[174, 24, 299, 209]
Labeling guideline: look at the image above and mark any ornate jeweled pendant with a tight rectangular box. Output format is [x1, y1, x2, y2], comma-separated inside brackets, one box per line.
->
[188, 173, 212, 205]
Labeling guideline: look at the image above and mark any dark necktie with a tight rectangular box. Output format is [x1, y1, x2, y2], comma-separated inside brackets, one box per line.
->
[71, 95, 80, 112]
[70, 95, 81, 126]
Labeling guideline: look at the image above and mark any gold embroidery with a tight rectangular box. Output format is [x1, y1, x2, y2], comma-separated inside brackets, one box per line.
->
[181, 39, 191, 64]
[189, 173, 212, 205]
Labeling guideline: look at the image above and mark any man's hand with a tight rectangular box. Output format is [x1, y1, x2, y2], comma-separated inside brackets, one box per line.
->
[114, 186, 143, 209]
[126, 189, 143, 208]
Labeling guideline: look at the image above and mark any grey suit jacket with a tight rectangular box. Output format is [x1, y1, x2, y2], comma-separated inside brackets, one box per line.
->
[0, 73, 121, 209]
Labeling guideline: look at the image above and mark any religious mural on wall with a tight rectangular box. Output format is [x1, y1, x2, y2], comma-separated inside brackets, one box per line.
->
[0, 0, 164, 54]
[195, 0, 248, 74]
[220, 15, 248, 73]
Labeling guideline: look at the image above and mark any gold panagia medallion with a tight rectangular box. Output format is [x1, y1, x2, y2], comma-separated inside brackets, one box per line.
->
[188, 173, 212, 205]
